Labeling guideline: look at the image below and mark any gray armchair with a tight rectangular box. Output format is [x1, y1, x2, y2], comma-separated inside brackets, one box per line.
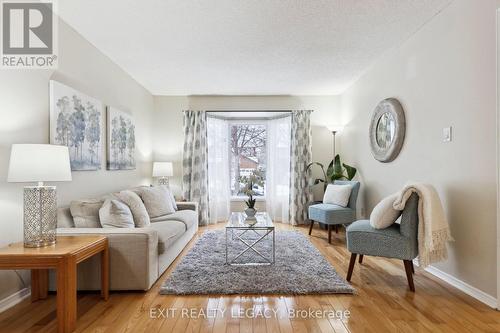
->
[345, 192, 419, 291]
[308, 180, 360, 243]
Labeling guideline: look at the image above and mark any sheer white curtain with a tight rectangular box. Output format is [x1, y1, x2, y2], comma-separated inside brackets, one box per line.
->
[266, 115, 291, 223]
[207, 116, 230, 223]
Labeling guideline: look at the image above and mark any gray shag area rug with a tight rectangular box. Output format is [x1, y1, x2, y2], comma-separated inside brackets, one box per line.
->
[160, 230, 354, 295]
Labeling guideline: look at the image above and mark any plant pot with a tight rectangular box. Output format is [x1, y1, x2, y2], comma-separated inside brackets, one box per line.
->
[245, 208, 256, 217]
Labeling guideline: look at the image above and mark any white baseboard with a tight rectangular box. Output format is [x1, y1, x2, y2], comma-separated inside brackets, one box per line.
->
[423, 264, 498, 309]
[0, 288, 30, 313]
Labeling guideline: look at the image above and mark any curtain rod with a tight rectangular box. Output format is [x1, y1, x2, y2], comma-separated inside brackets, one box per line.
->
[206, 110, 293, 113]
[207, 115, 292, 121]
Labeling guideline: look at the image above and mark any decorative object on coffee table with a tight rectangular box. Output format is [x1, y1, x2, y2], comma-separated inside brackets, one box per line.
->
[152, 161, 173, 187]
[369, 98, 406, 162]
[244, 216, 257, 226]
[226, 212, 275, 266]
[240, 169, 264, 217]
[7, 144, 72, 248]
[245, 206, 256, 217]
[0, 235, 109, 332]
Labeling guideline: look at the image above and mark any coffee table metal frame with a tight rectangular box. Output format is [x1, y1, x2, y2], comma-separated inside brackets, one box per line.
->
[225, 213, 275, 266]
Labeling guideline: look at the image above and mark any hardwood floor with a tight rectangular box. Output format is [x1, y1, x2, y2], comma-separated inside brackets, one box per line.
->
[0, 223, 499, 332]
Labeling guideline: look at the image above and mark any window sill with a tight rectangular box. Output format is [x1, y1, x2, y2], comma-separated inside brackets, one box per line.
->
[230, 196, 266, 202]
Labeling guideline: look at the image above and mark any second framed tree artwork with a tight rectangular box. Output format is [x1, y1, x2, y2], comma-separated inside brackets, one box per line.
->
[106, 107, 136, 170]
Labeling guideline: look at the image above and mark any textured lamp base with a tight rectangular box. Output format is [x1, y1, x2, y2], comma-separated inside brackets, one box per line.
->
[158, 177, 170, 187]
[23, 186, 57, 248]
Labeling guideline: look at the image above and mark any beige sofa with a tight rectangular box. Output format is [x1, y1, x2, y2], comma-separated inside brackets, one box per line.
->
[50, 201, 198, 291]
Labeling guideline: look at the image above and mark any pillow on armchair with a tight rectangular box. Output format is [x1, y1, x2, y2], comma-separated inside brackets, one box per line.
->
[369, 193, 402, 229]
[323, 184, 352, 207]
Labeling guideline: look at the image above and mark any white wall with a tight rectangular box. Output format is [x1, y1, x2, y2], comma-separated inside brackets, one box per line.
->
[340, 0, 497, 298]
[0, 20, 154, 301]
[153, 95, 343, 209]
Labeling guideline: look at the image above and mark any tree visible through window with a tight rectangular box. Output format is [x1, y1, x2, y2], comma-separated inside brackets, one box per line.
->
[230, 123, 266, 196]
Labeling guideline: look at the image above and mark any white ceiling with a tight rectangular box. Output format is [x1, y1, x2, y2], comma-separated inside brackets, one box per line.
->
[58, 0, 452, 96]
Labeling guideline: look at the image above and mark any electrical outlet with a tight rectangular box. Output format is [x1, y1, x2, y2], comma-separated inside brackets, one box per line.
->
[443, 127, 452, 142]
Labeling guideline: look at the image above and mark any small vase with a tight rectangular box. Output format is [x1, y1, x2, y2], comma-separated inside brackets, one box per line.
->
[245, 208, 256, 217]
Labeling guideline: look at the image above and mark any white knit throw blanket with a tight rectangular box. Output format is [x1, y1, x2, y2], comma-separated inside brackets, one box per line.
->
[393, 182, 453, 267]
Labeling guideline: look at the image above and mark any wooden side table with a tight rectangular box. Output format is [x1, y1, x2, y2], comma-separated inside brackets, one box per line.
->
[0, 236, 109, 333]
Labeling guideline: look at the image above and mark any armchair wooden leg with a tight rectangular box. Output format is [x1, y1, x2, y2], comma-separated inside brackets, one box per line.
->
[308, 220, 314, 235]
[335, 225, 339, 233]
[346, 253, 357, 281]
[358, 255, 363, 264]
[328, 225, 332, 243]
[411, 261, 415, 274]
[403, 260, 415, 292]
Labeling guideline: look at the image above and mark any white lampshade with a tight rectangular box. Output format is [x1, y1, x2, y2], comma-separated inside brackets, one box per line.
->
[7, 144, 72, 183]
[326, 124, 344, 133]
[152, 162, 173, 177]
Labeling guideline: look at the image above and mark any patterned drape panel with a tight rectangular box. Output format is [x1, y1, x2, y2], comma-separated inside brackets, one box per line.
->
[182, 110, 209, 225]
[290, 110, 313, 225]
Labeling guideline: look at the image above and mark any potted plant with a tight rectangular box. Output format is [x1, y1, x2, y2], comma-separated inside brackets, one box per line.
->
[306, 154, 357, 191]
[240, 169, 264, 218]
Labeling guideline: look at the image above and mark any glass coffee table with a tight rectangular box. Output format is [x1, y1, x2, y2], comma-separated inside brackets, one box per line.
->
[225, 212, 275, 266]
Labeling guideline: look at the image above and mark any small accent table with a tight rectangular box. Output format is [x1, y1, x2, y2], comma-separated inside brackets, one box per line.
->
[0, 236, 109, 333]
[225, 212, 275, 266]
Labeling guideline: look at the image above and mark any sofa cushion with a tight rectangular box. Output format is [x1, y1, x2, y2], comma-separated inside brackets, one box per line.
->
[129, 185, 177, 210]
[57, 207, 74, 228]
[149, 221, 186, 254]
[136, 186, 175, 218]
[116, 190, 151, 227]
[150, 210, 197, 230]
[165, 186, 178, 211]
[308, 203, 356, 225]
[70, 199, 103, 228]
[99, 199, 135, 228]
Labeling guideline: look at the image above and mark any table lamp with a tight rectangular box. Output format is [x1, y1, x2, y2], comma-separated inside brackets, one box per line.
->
[152, 162, 173, 187]
[7, 144, 72, 247]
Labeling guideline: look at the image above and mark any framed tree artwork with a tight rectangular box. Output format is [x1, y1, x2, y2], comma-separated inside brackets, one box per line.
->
[49, 80, 104, 171]
[106, 107, 136, 170]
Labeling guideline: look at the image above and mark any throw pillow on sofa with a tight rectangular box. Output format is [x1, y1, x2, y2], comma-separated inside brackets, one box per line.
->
[323, 184, 352, 207]
[160, 185, 178, 211]
[137, 186, 175, 218]
[369, 193, 402, 229]
[70, 199, 104, 228]
[99, 199, 135, 228]
[116, 190, 151, 227]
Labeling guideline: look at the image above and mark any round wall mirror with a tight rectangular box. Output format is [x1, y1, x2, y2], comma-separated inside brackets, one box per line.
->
[376, 112, 396, 149]
[369, 98, 405, 162]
